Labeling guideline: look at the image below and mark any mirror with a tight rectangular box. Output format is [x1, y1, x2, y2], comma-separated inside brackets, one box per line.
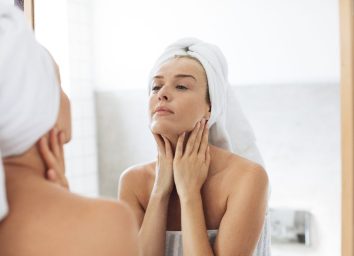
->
[25, 0, 352, 255]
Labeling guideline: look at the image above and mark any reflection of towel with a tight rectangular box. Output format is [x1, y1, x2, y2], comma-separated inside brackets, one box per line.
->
[0, 4, 60, 221]
[148, 38, 263, 166]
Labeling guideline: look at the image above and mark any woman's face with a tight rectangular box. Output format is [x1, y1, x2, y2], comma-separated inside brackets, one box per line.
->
[149, 57, 210, 136]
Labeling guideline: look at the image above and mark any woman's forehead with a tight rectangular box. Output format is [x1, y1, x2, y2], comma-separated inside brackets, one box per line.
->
[155, 57, 206, 79]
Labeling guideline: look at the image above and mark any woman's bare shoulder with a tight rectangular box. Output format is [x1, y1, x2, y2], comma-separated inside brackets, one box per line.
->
[120, 161, 156, 184]
[226, 152, 269, 195]
[0, 183, 139, 256]
[118, 161, 156, 205]
[211, 146, 268, 190]
[54, 194, 139, 255]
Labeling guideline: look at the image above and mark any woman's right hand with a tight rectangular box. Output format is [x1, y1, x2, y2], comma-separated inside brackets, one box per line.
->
[38, 128, 69, 190]
[152, 133, 174, 196]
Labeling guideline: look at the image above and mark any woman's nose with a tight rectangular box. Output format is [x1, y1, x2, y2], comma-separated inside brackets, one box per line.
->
[157, 87, 170, 101]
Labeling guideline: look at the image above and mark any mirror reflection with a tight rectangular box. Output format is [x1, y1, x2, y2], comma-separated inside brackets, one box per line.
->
[0, 0, 341, 255]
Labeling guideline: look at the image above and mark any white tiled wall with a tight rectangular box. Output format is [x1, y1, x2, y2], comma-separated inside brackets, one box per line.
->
[35, 0, 98, 197]
[65, 0, 98, 197]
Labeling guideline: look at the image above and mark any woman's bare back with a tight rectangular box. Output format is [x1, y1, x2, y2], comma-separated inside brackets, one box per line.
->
[0, 170, 139, 256]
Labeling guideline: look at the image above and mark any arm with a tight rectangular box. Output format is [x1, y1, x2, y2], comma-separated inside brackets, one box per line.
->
[174, 119, 213, 256]
[118, 134, 174, 256]
[180, 193, 214, 256]
[139, 189, 170, 256]
[118, 169, 169, 256]
[213, 166, 269, 256]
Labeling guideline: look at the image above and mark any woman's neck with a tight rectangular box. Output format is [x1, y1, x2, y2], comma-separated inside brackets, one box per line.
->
[3, 144, 46, 179]
[162, 132, 191, 154]
[161, 132, 225, 177]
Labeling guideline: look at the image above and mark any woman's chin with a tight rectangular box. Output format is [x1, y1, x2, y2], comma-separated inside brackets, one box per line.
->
[150, 122, 180, 136]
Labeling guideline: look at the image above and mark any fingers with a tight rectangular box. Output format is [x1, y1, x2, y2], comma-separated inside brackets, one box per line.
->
[185, 121, 201, 155]
[47, 169, 69, 189]
[162, 136, 173, 158]
[46, 169, 57, 181]
[38, 136, 56, 168]
[194, 119, 206, 153]
[206, 146, 211, 165]
[59, 131, 65, 158]
[186, 119, 208, 155]
[175, 132, 186, 159]
[49, 128, 60, 158]
[198, 120, 209, 156]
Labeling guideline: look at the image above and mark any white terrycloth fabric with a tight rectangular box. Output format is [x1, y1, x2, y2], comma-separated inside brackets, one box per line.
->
[0, 4, 60, 221]
[165, 211, 271, 256]
[148, 38, 264, 166]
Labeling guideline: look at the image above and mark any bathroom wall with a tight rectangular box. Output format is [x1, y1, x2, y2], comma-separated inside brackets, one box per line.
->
[35, 0, 98, 196]
[92, 0, 339, 90]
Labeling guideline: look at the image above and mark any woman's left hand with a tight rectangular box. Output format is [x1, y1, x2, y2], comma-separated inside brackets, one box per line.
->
[173, 119, 210, 200]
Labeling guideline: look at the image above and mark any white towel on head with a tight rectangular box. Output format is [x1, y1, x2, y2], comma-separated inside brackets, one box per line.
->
[148, 38, 264, 166]
[0, 4, 60, 221]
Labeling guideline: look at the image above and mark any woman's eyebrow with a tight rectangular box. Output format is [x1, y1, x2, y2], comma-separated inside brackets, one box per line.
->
[153, 74, 197, 81]
[174, 74, 197, 81]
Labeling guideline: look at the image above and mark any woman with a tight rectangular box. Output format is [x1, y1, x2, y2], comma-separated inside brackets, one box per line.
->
[44, 38, 271, 255]
[0, 5, 139, 256]
[118, 38, 271, 256]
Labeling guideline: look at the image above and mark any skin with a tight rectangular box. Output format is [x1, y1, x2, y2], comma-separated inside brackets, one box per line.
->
[118, 57, 269, 256]
[0, 62, 140, 256]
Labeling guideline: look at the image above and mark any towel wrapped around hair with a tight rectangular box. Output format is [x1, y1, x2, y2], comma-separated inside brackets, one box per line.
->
[148, 38, 264, 166]
[0, 4, 60, 221]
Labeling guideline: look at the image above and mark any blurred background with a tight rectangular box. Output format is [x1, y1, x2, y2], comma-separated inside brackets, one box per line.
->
[14, 0, 342, 255]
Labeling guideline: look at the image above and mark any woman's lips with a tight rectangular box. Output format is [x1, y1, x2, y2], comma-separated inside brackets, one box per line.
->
[154, 110, 174, 116]
[154, 106, 174, 116]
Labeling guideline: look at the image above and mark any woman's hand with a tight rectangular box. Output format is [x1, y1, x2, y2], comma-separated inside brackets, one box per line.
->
[173, 119, 210, 200]
[152, 133, 174, 197]
[38, 128, 69, 190]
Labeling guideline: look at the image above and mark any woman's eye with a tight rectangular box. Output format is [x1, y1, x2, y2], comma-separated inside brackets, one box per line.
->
[152, 85, 161, 92]
[176, 85, 188, 90]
